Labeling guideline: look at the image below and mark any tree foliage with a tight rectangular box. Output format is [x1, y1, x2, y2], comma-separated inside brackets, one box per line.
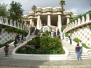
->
[8, 1, 24, 22]
[32, 5, 36, 12]
[32, 5, 36, 16]
[0, 3, 8, 17]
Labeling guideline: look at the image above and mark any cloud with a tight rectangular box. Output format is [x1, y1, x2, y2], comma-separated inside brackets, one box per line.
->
[68, 8, 78, 14]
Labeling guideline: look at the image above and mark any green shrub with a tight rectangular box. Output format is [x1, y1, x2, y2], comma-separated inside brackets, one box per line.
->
[73, 38, 80, 43]
[0, 26, 2, 32]
[43, 30, 49, 36]
[82, 43, 90, 49]
[73, 38, 90, 49]
[65, 32, 69, 37]
[5, 27, 14, 33]
[30, 27, 35, 33]
[16, 36, 65, 54]
[26, 39, 37, 45]
[61, 25, 66, 31]
[40, 36, 64, 54]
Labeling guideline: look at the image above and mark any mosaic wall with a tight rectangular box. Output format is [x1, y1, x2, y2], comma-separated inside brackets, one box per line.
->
[0, 29, 16, 44]
[72, 27, 91, 47]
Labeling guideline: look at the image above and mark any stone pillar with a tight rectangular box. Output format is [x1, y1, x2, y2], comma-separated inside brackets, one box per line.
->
[5, 18, 8, 25]
[17, 22, 19, 28]
[20, 23, 22, 29]
[14, 21, 16, 27]
[86, 14, 90, 22]
[82, 16, 85, 24]
[57, 14, 62, 39]
[30, 19, 33, 27]
[37, 15, 40, 29]
[78, 18, 81, 26]
[32, 20, 34, 27]
[67, 17, 70, 24]
[47, 14, 51, 26]
[0, 16, 3, 24]
[40, 19, 42, 29]
[10, 19, 13, 26]
[36, 7, 42, 30]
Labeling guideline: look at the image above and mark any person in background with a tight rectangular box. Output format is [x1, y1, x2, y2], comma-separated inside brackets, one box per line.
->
[62, 31, 64, 40]
[69, 33, 72, 44]
[79, 40, 83, 55]
[4, 43, 9, 57]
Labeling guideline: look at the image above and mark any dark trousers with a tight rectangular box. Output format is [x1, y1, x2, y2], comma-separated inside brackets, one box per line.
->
[5, 50, 8, 56]
[70, 39, 72, 44]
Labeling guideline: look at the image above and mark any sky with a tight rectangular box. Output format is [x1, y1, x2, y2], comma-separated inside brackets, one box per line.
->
[0, 0, 91, 15]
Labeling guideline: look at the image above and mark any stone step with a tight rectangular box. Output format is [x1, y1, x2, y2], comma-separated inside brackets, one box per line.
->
[38, 66, 91, 68]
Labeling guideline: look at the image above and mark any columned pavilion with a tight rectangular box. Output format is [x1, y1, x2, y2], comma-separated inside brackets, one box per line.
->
[24, 7, 77, 31]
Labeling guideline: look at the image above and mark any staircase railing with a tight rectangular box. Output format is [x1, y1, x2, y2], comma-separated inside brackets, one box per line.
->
[64, 14, 91, 33]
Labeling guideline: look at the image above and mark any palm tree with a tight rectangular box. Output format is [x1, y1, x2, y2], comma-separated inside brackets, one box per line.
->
[60, 0, 65, 11]
[32, 5, 37, 17]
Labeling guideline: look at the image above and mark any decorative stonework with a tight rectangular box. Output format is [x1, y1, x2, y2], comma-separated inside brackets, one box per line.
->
[36, 7, 42, 12]
[42, 26, 50, 32]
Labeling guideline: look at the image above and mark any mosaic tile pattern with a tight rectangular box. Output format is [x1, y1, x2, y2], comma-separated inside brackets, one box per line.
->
[72, 27, 91, 47]
[0, 29, 16, 44]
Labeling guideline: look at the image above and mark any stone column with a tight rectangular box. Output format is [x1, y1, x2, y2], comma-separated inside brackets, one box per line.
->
[0, 16, 3, 24]
[47, 14, 51, 26]
[32, 20, 34, 27]
[67, 17, 70, 24]
[40, 19, 42, 29]
[30, 19, 33, 27]
[82, 16, 85, 24]
[5, 18, 8, 25]
[14, 21, 16, 27]
[78, 18, 81, 26]
[37, 15, 40, 29]
[10, 19, 13, 26]
[86, 14, 90, 22]
[57, 14, 62, 39]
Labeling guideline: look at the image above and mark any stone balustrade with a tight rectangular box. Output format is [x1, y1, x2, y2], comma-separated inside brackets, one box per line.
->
[64, 13, 91, 33]
[0, 16, 26, 30]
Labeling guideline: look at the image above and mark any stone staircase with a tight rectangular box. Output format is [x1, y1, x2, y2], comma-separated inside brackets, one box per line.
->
[0, 35, 34, 58]
[0, 36, 91, 68]
[62, 40, 91, 60]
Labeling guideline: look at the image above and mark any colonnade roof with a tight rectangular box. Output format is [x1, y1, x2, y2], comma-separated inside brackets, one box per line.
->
[23, 7, 78, 19]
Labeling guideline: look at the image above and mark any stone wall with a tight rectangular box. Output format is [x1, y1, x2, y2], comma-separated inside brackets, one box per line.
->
[0, 29, 16, 44]
[71, 27, 91, 47]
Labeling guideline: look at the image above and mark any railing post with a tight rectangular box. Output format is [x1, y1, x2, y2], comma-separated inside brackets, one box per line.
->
[10, 19, 13, 26]
[78, 18, 81, 26]
[0, 16, 3, 24]
[82, 16, 85, 24]
[14, 21, 16, 27]
[86, 14, 90, 22]
[5, 18, 8, 25]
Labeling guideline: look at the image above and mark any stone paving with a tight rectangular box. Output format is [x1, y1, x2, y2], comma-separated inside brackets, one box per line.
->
[0, 37, 91, 68]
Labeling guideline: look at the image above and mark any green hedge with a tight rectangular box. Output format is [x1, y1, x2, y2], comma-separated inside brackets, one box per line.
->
[5, 26, 28, 35]
[82, 43, 90, 49]
[61, 25, 66, 31]
[30, 27, 35, 33]
[0, 26, 2, 32]
[73, 38, 80, 43]
[16, 36, 65, 54]
[65, 32, 69, 37]
[73, 38, 90, 49]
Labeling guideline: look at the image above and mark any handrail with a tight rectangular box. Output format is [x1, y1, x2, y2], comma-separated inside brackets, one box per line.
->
[64, 14, 91, 33]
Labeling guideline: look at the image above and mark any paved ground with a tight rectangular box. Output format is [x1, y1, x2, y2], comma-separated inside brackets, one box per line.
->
[0, 36, 91, 68]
